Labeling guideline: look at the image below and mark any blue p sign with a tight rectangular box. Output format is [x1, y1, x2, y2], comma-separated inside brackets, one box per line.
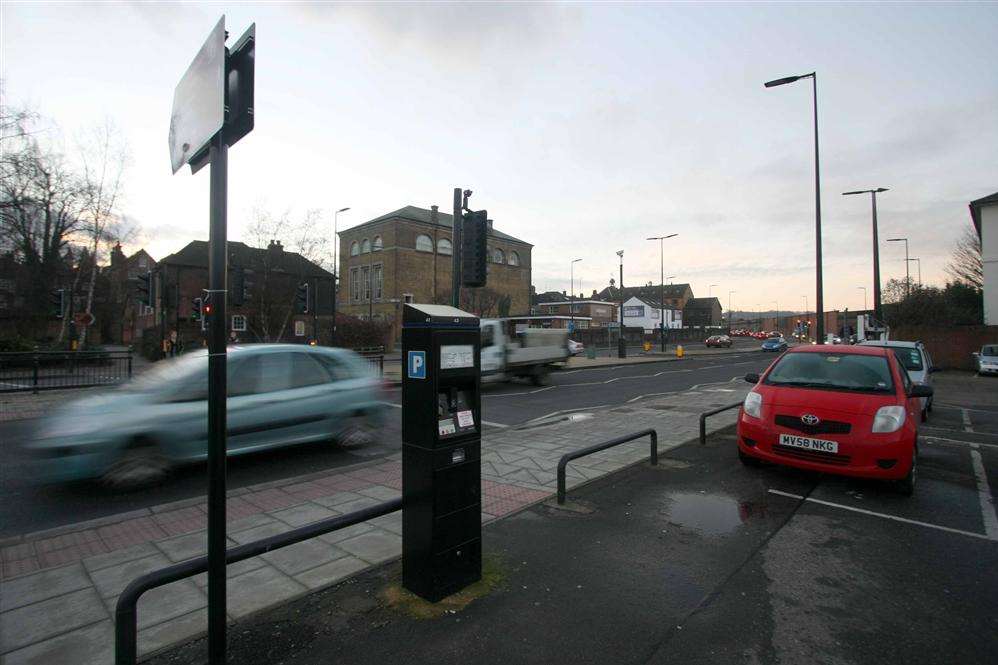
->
[407, 351, 426, 379]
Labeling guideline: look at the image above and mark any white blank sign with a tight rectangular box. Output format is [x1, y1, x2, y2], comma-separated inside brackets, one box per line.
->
[169, 16, 225, 174]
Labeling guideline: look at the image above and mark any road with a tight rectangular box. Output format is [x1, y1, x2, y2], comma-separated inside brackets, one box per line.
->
[0, 351, 771, 537]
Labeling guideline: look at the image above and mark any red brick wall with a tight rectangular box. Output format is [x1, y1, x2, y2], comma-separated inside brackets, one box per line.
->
[891, 325, 998, 370]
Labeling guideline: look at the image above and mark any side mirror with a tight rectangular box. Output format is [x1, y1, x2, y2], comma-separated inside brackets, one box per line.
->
[972, 352, 980, 357]
[910, 384, 934, 398]
[744, 372, 760, 384]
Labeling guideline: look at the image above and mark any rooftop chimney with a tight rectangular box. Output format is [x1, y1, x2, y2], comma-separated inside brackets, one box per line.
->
[486, 218, 493, 231]
[430, 205, 439, 225]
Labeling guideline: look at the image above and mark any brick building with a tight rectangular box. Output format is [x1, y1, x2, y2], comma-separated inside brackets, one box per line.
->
[536, 299, 618, 328]
[103, 243, 157, 345]
[598, 283, 694, 312]
[683, 297, 723, 326]
[338, 205, 532, 340]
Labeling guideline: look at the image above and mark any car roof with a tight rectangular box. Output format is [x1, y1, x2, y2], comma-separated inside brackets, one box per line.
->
[786, 344, 889, 357]
[228, 343, 343, 356]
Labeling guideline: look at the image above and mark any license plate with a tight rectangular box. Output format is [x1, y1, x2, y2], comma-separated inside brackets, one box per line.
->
[779, 433, 838, 454]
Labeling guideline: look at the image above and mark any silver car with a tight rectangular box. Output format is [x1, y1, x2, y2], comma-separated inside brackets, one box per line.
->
[859, 340, 937, 418]
[974, 344, 998, 376]
[27, 344, 387, 487]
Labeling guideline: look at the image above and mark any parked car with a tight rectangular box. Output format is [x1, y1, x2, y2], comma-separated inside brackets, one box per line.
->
[973, 344, 998, 376]
[858, 340, 937, 419]
[761, 336, 788, 352]
[567, 339, 585, 356]
[738, 345, 931, 495]
[705, 335, 733, 348]
[26, 345, 387, 488]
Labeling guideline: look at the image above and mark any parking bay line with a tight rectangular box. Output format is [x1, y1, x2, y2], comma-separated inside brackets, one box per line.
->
[970, 449, 998, 539]
[767, 489, 998, 542]
[962, 409, 975, 433]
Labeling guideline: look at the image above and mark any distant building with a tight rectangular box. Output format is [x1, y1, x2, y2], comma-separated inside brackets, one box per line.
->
[536, 299, 618, 328]
[103, 243, 158, 345]
[621, 295, 682, 332]
[683, 297, 723, 327]
[970, 191, 998, 325]
[337, 205, 532, 340]
[598, 283, 694, 312]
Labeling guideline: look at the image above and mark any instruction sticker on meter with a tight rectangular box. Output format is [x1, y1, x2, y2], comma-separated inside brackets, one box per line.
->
[438, 419, 457, 436]
[456, 410, 475, 428]
[440, 345, 474, 370]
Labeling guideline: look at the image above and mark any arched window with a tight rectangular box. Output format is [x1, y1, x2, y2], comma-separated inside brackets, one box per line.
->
[486, 247, 493, 263]
[372, 235, 383, 251]
[437, 238, 452, 255]
[415, 234, 433, 252]
[361, 238, 371, 253]
[508, 250, 520, 266]
[350, 241, 359, 257]
[493, 248, 505, 264]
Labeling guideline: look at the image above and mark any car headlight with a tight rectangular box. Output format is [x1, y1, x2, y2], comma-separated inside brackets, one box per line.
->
[743, 391, 762, 419]
[872, 405, 906, 433]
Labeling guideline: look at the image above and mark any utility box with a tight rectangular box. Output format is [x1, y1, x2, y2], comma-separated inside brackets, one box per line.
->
[401, 303, 482, 602]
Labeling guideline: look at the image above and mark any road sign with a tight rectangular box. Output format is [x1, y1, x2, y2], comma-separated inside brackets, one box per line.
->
[169, 16, 225, 174]
[294, 320, 306, 337]
[407, 350, 426, 379]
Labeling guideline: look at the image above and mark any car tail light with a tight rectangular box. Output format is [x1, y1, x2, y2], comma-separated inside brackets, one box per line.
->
[872, 405, 905, 433]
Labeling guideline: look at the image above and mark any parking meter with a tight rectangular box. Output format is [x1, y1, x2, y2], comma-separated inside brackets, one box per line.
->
[401, 303, 482, 601]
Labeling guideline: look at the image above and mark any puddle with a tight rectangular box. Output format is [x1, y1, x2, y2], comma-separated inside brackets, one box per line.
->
[664, 492, 766, 536]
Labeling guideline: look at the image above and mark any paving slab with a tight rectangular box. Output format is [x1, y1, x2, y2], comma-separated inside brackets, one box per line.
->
[226, 565, 306, 619]
[1, 587, 107, 653]
[1, 619, 113, 665]
[0, 562, 90, 612]
[335, 530, 402, 565]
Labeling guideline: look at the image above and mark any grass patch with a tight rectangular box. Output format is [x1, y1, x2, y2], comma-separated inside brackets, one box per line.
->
[380, 554, 506, 619]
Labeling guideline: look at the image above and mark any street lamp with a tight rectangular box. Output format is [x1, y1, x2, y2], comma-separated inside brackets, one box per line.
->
[331, 207, 350, 345]
[616, 250, 626, 358]
[570, 258, 582, 332]
[728, 290, 736, 327]
[772, 300, 779, 335]
[843, 187, 888, 320]
[647, 234, 678, 351]
[765, 71, 824, 344]
[906, 257, 922, 287]
[666, 275, 675, 284]
[857, 286, 867, 311]
[886, 237, 910, 297]
[708, 284, 718, 297]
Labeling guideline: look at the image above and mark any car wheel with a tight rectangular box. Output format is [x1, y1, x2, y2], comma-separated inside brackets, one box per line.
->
[896, 449, 917, 497]
[337, 414, 378, 449]
[738, 448, 760, 467]
[531, 366, 550, 386]
[102, 440, 170, 489]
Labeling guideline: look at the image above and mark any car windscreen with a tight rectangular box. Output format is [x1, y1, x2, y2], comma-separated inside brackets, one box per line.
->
[982, 345, 998, 357]
[764, 352, 894, 393]
[892, 347, 923, 372]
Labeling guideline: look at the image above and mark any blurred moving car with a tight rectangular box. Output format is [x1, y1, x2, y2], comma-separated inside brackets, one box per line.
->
[567, 339, 585, 356]
[738, 345, 930, 495]
[972, 344, 998, 376]
[705, 335, 733, 348]
[26, 344, 387, 488]
[858, 340, 936, 419]
[761, 336, 788, 352]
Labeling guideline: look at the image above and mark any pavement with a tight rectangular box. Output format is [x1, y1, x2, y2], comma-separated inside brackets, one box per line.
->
[0, 376, 752, 664]
[148, 407, 998, 665]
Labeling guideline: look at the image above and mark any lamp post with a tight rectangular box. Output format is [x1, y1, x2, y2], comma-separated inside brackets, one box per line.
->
[906, 257, 922, 286]
[616, 250, 626, 358]
[708, 284, 717, 297]
[765, 71, 824, 344]
[857, 286, 867, 311]
[728, 290, 736, 328]
[647, 234, 678, 351]
[666, 275, 675, 284]
[843, 188, 887, 321]
[570, 258, 582, 332]
[772, 300, 779, 336]
[887, 237, 910, 297]
[331, 207, 349, 345]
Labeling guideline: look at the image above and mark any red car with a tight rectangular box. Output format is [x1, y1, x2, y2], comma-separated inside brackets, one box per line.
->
[737, 345, 932, 495]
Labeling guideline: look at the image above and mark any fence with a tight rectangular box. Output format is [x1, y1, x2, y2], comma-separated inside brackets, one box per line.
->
[557, 429, 658, 504]
[352, 345, 386, 376]
[0, 349, 133, 393]
[699, 402, 743, 445]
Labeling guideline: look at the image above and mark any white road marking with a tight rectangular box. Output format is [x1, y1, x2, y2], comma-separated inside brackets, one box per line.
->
[934, 403, 998, 414]
[922, 425, 998, 439]
[962, 409, 974, 433]
[970, 449, 998, 539]
[923, 436, 998, 450]
[530, 386, 555, 394]
[603, 378, 620, 383]
[767, 489, 997, 542]
[482, 420, 509, 429]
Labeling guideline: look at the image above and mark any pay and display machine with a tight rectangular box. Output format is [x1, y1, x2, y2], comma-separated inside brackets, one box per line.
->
[401, 303, 482, 601]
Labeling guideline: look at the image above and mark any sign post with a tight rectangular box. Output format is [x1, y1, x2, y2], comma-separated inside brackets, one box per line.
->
[169, 16, 254, 665]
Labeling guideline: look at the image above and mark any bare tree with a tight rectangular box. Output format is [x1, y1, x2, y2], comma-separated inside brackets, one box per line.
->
[945, 224, 983, 290]
[76, 119, 129, 345]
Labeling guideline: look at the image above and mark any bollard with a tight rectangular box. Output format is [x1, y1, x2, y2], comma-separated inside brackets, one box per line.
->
[676, 344, 684, 358]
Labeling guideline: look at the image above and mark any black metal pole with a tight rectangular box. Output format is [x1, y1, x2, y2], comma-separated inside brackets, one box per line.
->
[618, 256, 625, 358]
[903, 239, 910, 298]
[452, 188, 462, 308]
[206, 132, 228, 665]
[659, 239, 665, 352]
[871, 191, 882, 321]
[812, 73, 824, 346]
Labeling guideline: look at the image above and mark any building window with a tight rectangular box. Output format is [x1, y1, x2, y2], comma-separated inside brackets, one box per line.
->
[350, 267, 360, 302]
[403, 293, 414, 304]
[373, 235, 383, 251]
[350, 241, 359, 257]
[508, 250, 520, 266]
[232, 314, 247, 332]
[138, 258, 147, 268]
[361, 266, 371, 301]
[437, 238, 452, 255]
[415, 234, 433, 252]
[361, 238, 371, 253]
[493, 248, 505, 264]
[373, 264, 383, 301]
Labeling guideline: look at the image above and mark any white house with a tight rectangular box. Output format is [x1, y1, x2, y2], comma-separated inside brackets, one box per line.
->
[970, 192, 998, 325]
[621, 296, 682, 332]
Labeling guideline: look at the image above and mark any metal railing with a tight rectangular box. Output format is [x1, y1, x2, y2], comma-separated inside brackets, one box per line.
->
[557, 429, 658, 504]
[114, 497, 402, 665]
[699, 401, 743, 445]
[353, 346, 385, 376]
[0, 349, 133, 394]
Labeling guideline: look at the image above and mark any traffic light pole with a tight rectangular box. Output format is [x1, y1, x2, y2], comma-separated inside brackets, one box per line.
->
[451, 187, 462, 308]
[206, 132, 229, 664]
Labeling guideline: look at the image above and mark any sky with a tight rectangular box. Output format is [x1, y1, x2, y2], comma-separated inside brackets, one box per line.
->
[3, 1, 996, 314]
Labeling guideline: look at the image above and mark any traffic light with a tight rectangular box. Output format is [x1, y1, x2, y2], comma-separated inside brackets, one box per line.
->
[49, 288, 65, 319]
[295, 282, 310, 314]
[192, 297, 203, 322]
[201, 294, 213, 332]
[231, 267, 245, 307]
[462, 209, 488, 288]
[137, 271, 153, 307]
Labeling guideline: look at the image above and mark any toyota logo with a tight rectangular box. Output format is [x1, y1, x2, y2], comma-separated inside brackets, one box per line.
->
[801, 414, 820, 425]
